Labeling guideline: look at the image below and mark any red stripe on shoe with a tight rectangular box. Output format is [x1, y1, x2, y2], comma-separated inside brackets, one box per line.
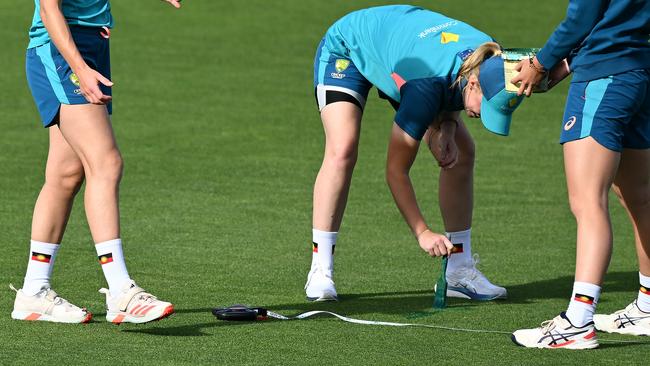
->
[112, 314, 125, 324]
[550, 340, 576, 348]
[130, 304, 142, 315]
[140, 305, 156, 316]
[25, 313, 41, 321]
[584, 331, 596, 340]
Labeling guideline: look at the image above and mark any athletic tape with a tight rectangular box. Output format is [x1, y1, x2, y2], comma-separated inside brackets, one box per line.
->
[265, 310, 650, 344]
[266, 310, 510, 334]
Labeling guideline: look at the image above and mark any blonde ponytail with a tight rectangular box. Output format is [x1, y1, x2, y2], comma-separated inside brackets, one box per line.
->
[454, 42, 502, 87]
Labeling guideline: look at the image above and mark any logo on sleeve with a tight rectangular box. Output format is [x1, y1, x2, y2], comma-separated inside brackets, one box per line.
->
[441, 32, 459, 44]
[457, 49, 474, 61]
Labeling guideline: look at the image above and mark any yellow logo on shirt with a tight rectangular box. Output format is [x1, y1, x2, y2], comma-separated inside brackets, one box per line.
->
[335, 59, 350, 73]
[440, 32, 459, 44]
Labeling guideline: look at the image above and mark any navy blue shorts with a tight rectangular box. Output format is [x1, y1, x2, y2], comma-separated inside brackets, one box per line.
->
[26, 26, 112, 127]
[313, 38, 372, 111]
[561, 69, 650, 152]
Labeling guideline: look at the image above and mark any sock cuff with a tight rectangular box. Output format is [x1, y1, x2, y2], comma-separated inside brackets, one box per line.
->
[95, 238, 122, 254]
[445, 228, 471, 243]
[572, 281, 601, 303]
[640, 272, 650, 287]
[30, 240, 60, 254]
[312, 229, 338, 245]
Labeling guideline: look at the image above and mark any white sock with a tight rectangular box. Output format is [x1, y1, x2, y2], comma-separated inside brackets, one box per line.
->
[95, 238, 131, 297]
[565, 281, 601, 327]
[446, 228, 472, 272]
[22, 240, 59, 296]
[311, 229, 337, 275]
[637, 272, 650, 313]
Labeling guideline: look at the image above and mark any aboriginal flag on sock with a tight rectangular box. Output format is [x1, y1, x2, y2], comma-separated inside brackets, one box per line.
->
[98, 253, 113, 265]
[31, 252, 51, 263]
[312, 242, 335, 254]
[641, 285, 650, 295]
[451, 243, 464, 253]
[574, 293, 595, 305]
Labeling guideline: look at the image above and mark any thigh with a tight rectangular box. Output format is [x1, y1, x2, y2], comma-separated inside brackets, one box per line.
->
[453, 119, 475, 159]
[313, 39, 372, 112]
[564, 137, 620, 202]
[58, 103, 119, 168]
[320, 102, 363, 156]
[45, 125, 84, 180]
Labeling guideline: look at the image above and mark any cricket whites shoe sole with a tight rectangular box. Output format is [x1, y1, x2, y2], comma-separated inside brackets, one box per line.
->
[100, 280, 174, 324]
[10, 284, 92, 324]
[511, 312, 598, 349]
[593, 301, 650, 336]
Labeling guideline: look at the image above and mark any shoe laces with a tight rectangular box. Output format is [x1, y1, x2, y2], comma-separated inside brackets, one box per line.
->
[540, 318, 558, 334]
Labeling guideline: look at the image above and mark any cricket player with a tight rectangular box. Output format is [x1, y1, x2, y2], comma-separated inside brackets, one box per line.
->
[511, 0, 650, 348]
[11, 0, 181, 324]
[306, 5, 525, 302]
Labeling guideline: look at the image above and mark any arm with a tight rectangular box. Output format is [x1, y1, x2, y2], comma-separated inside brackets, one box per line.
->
[41, 0, 113, 104]
[386, 123, 453, 257]
[511, 0, 607, 96]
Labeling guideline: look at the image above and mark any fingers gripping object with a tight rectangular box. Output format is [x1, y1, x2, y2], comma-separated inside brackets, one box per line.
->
[212, 305, 268, 321]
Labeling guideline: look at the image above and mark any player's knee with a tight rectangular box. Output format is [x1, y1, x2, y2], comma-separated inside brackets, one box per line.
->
[46, 162, 85, 194]
[568, 192, 608, 218]
[89, 150, 123, 184]
[324, 145, 358, 172]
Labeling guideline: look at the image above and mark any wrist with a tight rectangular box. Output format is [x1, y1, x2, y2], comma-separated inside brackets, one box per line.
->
[415, 227, 430, 239]
[529, 56, 547, 74]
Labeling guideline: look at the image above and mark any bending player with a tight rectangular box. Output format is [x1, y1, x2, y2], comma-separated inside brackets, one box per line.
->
[511, 0, 650, 349]
[306, 5, 525, 302]
[11, 0, 181, 324]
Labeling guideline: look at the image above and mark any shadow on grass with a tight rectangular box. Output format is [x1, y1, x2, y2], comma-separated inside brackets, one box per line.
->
[507, 270, 638, 304]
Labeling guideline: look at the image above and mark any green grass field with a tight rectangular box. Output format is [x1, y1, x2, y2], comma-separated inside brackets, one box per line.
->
[1, 1, 647, 364]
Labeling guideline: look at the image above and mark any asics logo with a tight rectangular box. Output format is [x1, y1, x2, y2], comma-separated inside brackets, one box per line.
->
[615, 314, 646, 328]
[564, 116, 577, 131]
[540, 329, 589, 346]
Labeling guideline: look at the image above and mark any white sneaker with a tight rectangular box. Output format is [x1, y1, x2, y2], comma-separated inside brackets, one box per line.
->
[99, 280, 174, 324]
[594, 301, 650, 336]
[440, 254, 507, 300]
[511, 312, 599, 349]
[10, 284, 92, 323]
[305, 267, 338, 302]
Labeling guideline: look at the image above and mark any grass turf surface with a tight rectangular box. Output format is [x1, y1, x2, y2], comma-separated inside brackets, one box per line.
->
[0, 1, 648, 364]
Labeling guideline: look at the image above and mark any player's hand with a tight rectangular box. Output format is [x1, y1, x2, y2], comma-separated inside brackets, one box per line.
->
[417, 230, 453, 257]
[162, 0, 182, 8]
[511, 56, 546, 97]
[75, 65, 113, 105]
[427, 123, 458, 169]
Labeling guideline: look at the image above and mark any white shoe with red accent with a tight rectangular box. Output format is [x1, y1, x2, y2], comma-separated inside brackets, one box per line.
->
[511, 312, 598, 349]
[99, 280, 174, 324]
[10, 284, 92, 323]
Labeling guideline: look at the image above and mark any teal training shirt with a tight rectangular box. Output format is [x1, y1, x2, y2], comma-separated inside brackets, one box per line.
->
[28, 0, 113, 49]
[324, 5, 493, 103]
